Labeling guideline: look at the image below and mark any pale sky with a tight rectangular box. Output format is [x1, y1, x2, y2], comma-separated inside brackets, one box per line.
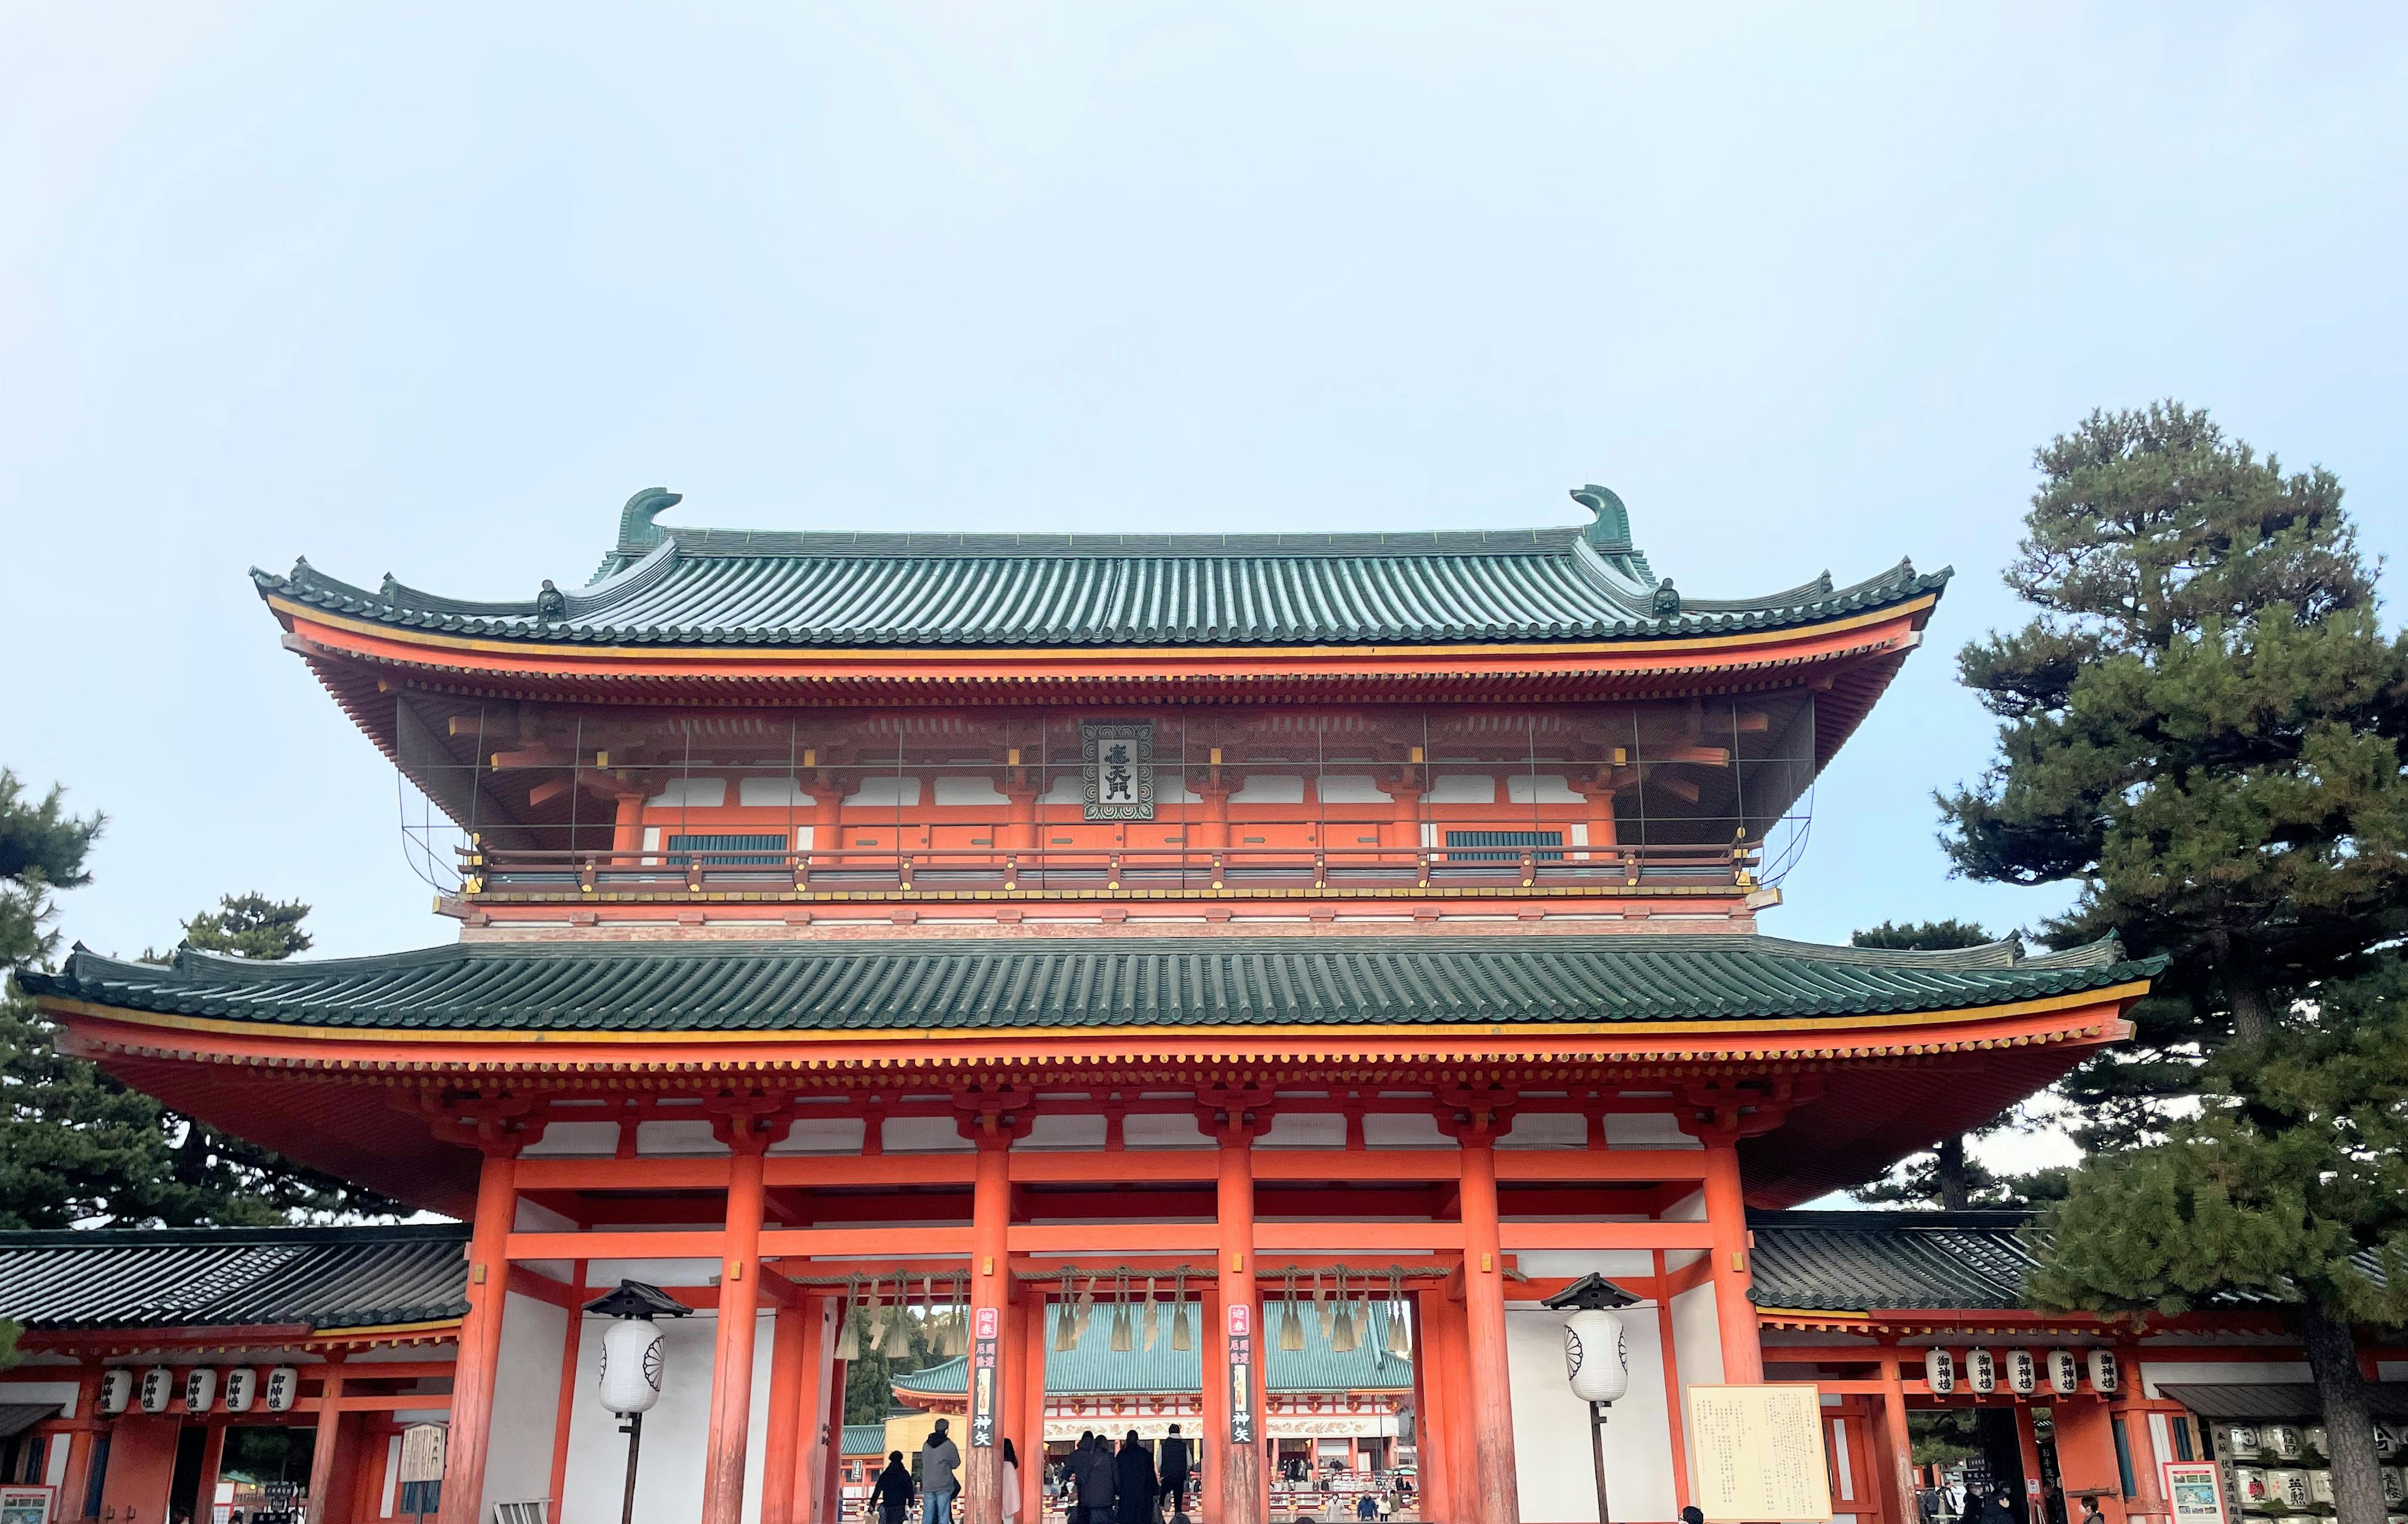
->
[4, 0, 2404, 1071]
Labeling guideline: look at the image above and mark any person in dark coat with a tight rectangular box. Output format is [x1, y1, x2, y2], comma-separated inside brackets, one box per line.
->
[1074, 1433, 1118, 1524]
[1115, 1432, 1158, 1524]
[871, 1452, 916, 1524]
[1157, 1424, 1191, 1516]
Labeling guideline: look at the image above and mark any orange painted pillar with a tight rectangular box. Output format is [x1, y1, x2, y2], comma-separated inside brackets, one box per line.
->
[1876, 1353, 1918, 1524]
[308, 1358, 351, 1524]
[1216, 1131, 1266, 1524]
[2015, 1404, 2047, 1523]
[789, 1299, 838, 1521]
[1018, 1290, 1048, 1524]
[196, 1422, 228, 1524]
[1457, 1138, 1519, 1524]
[1700, 1138, 1763, 1381]
[763, 1301, 811, 1524]
[1411, 1291, 1459, 1524]
[548, 1262, 588, 1518]
[439, 1148, 520, 1524]
[818, 1371, 848, 1524]
[611, 793, 644, 859]
[59, 1364, 101, 1521]
[1201, 1273, 1228, 1518]
[704, 1146, 771, 1524]
[967, 1135, 1012, 1524]
[1652, 1252, 1691, 1511]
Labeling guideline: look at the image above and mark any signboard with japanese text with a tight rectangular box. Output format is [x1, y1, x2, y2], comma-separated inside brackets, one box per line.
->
[969, 1306, 1000, 1448]
[1227, 1303, 1255, 1445]
[1082, 722, 1154, 820]
[1683, 1384, 1834, 1523]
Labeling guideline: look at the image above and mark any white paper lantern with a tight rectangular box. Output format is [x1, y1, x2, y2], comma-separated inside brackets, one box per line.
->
[184, 1368, 218, 1414]
[138, 1366, 176, 1414]
[1967, 1348, 1997, 1394]
[1563, 1308, 1630, 1404]
[1925, 1349, 1956, 1395]
[599, 1317, 666, 1414]
[98, 1370, 134, 1416]
[2086, 1350, 2120, 1394]
[222, 1368, 258, 1414]
[2047, 1349, 2079, 1395]
[2005, 1349, 2039, 1395]
[263, 1365, 301, 1413]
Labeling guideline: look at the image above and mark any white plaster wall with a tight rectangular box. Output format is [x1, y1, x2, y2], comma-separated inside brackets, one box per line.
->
[479, 1291, 568, 1520]
[560, 1311, 778, 1524]
[1506, 1304, 1678, 1524]
[1669, 1283, 1724, 1390]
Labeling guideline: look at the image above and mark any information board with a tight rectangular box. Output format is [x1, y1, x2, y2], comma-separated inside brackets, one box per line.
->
[1683, 1384, 1834, 1523]
[2163, 1462, 2228, 1524]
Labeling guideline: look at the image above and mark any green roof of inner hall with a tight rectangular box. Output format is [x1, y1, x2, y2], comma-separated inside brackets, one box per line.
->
[25, 934, 2152, 1035]
[896, 1302, 1415, 1400]
[0, 1224, 473, 1333]
[248, 487, 1951, 649]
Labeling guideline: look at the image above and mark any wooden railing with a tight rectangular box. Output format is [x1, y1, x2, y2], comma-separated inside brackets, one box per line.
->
[457, 840, 1762, 901]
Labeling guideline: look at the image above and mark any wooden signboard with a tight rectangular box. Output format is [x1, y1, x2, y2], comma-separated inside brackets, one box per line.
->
[1683, 1384, 1834, 1523]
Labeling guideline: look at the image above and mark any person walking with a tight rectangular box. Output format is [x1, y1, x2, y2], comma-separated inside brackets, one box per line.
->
[1074, 1431, 1119, 1524]
[871, 1452, 917, 1524]
[1115, 1432, 1158, 1524]
[1157, 1424, 1191, 1521]
[921, 1420, 963, 1524]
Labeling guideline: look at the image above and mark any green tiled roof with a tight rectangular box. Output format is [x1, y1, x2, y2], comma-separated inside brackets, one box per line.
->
[895, 1302, 1413, 1400]
[1746, 1210, 2380, 1313]
[25, 934, 2153, 1035]
[0, 1224, 471, 1332]
[250, 489, 1950, 649]
[843, 1425, 892, 1457]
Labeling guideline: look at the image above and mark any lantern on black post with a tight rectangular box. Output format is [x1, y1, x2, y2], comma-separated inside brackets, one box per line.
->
[1541, 1273, 1642, 1524]
[586, 1279, 692, 1524]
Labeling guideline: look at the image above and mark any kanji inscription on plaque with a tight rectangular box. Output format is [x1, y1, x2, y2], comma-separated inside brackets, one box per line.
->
[1081, 722, 1155, 820]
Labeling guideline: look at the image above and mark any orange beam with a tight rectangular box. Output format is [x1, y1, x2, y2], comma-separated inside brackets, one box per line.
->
[1249, 1151, 1462, 1182]
[508, 1230, 726, 1261]
[759, 1227, 971, 1257]
[1008, 1153, 1218, 1183]
[1007, 1224, 1216, 1255]
[1255, 1222, 1464, 1251]
[1491, 1150, 1713, 1182]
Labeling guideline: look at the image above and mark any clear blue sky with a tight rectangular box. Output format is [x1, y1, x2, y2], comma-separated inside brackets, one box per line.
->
[5, 4, 2404, 971]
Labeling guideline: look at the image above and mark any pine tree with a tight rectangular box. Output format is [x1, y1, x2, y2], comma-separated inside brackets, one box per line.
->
[1941, 402, 2408, 1129]
[0, 775, 401, 1225]
[1944, 406, 2408, 1524]
[2030, 960, 2408, 1524]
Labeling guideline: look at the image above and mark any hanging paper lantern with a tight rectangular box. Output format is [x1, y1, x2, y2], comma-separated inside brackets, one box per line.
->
[1564, 1308, 1630, 1404]
[2005, 1349, 2039, 1395]
[98, 1370, 134, 1416]
[1967, 1348, 1997, 1394]
[138, 1366, 176, 1414]
[599, 1316, 666, 1414]
[222, 1368, 258, 1414]
[2086, 1349, 2120, 1394]
[263, 1366, 302, 1412]
[1924, 1349, 1956, 1395]
[183, 1368, 218, 1414]
[2046, 1350, 2079, 1395]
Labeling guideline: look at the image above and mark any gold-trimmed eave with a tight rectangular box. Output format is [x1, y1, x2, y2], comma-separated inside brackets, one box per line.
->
[42, 981, 2143, 1077]
[267, 593, 1937, 690]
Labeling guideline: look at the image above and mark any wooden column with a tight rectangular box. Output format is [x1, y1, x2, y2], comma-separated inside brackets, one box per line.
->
[703, 1144, 772, 1524]
[1699, 1138, 1763, 1381]
[308, 1357, 361, 1524]
[1457, 1137, 1519, 1524]
[611, 793, 644, 858]
[1877, 1352, 1916, 1524]
[1415, 1291, 1471, 1524]
[1211, 1109, 1267, 1524]
[1017, 1289, 1048, 1524]
[438, 1148, 520, 1524]
[789, 1294, 830, 1524]
[58, 1364, 101, 1521]
[547, 1261, 588, 1520]
[965, 1132, 1013, 1524]
[1652, 1251, 1691, 1511]
[763, 1301, 811, 1524]
[817, 1373, 848, 1524]
[195, 1423, 228, 1524]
